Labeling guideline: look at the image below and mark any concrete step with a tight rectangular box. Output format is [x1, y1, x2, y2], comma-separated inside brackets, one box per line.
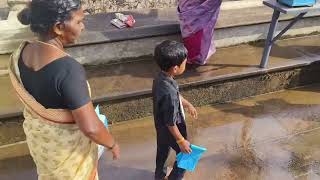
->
[43, 3, 320, 65]
[1, 1, 320, 64]
[0, 54, 9, 75]
[1, 35, 320, 122]
[1, 84, 320, 178]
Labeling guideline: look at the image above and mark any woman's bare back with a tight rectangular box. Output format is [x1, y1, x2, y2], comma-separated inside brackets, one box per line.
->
[21, 42, 67, 72]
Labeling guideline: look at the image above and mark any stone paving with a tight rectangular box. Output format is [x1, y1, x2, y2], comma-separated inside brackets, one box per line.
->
[1, 84, 320, 179]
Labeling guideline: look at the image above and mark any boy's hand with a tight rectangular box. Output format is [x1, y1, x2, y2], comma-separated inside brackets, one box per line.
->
[178, 140, 192, 154]
[186, 104, 198, 120]
[111, 143, 120, 160]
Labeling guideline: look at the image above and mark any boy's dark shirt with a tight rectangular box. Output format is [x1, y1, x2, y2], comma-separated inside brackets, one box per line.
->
[153, 72, 186, 141]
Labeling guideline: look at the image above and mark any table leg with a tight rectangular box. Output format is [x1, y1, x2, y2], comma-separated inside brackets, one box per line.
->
[260, 10, 280, 68]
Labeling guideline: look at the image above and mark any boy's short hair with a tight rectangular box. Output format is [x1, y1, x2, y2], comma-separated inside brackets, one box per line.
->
[154, 40, 188, 71]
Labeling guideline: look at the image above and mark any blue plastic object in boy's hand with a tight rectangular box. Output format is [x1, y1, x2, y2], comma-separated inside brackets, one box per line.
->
[176, 144, 207, 172]
[95, 105, 109, 158]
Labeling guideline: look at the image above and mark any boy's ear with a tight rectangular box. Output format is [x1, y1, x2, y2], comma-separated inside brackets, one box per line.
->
[172, 65, 179, 73]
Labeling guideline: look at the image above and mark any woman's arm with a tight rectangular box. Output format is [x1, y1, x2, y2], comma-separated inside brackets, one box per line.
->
[71, 101, 120, 160]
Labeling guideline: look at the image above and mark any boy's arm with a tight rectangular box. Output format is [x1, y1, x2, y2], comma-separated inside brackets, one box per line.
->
[167, 125, 192, 154]
[180, 95, 191, 107]
[180, 95, 198, 119]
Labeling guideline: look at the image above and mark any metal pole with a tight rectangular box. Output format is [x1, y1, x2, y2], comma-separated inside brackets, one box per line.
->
[260, 10, 280, 68]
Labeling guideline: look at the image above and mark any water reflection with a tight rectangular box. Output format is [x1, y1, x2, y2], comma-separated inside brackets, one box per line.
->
[223, 118, 265, 180]
[2, 85, 320, 179]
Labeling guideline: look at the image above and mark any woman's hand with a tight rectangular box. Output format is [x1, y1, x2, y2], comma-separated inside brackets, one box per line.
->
[111, 143, 120, 160]
[72, 102, 120, 160]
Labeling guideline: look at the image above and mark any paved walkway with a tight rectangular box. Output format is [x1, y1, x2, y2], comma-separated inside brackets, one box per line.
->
[1, 84, 320, 179]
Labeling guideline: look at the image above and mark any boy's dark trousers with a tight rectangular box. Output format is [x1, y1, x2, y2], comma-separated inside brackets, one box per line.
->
[154, 123, 187, 180]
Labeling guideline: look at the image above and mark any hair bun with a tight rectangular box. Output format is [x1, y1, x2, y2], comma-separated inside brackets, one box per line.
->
[18, 8, 31, 25]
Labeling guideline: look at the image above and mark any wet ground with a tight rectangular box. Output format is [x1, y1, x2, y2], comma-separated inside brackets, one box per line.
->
[2, 35, 320, 119]
[1, 84, 320, 179]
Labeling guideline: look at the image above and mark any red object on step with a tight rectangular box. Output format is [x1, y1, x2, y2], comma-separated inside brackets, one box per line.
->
[125, 15, 135, 27]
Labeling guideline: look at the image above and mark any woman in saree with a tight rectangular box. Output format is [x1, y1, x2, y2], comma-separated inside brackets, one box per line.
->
[9, 0, 120, 179]
[178, 0, 222, 66]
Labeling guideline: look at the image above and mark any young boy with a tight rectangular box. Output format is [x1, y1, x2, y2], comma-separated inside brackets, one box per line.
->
[153, 40, 198, 180]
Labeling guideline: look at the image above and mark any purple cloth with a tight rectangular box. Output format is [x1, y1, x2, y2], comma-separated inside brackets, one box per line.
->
[178, 0, 222, 65]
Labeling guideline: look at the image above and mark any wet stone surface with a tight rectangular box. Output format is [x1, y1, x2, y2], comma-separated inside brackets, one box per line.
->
[2, 35, 320, 122]
[1, 84, 320, 179]
[0, 117, 24, 146]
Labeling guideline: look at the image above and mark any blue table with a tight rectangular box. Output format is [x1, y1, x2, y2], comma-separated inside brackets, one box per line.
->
[260, 0, 320, 68]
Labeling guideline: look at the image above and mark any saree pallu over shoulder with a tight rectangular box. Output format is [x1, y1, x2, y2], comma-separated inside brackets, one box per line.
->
[8, 42, 74, 124]
[8, 42, 99, 180]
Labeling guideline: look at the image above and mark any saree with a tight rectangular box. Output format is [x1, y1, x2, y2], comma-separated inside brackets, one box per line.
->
[178, 0, 222, 65]
[8, 42, 99, 180]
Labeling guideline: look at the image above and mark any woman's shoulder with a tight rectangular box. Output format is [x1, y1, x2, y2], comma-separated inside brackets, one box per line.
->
[41, 56, 86, 83]
[52, 56, 85, 73]
[55, 56, 81, 66]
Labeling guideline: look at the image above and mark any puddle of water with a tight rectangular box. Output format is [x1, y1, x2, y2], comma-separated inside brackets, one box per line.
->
[1, 84, 320, 180]
[97, 85, 320, 179]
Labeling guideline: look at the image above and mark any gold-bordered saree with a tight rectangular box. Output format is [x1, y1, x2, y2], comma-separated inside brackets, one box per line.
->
[8, 42, 99, 180]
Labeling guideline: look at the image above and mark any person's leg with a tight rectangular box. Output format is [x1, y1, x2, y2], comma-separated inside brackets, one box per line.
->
[168, 123, 188, 180]
[167, 143, 186, 180]
[155, 140, 171, 180]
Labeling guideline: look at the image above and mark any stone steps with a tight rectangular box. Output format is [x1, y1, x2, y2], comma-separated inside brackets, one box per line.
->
[0, 55, 8, 76]
[1, 35, 320, 122]
[1, 1, 320, 64]
[50, 3, 320, 65]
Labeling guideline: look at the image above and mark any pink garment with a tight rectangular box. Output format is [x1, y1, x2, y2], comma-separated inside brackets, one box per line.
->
[178, 0, 222, 65]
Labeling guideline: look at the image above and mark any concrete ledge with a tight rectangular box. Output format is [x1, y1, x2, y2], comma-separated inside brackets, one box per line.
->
[0, 141, 28, 160]
[1, 63, 320, 161]
[215, 16, 320, 47]
[2, 34, 320, 121]
[71, 4, 320, 47]
[68, 35, 181, 64]
[68, 16, 320, 65]
[0, 69, 8, 76]
[2, 51, 320, 121]
[0, 111, 22, 120]
[2, 1, 320, 57]
[67, 4, 320, 64]
[102, 62, 320, 122]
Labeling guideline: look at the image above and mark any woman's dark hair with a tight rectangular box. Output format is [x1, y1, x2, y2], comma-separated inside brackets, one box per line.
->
[18, 0, 81, 35]
[154, 40, 188, 71]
